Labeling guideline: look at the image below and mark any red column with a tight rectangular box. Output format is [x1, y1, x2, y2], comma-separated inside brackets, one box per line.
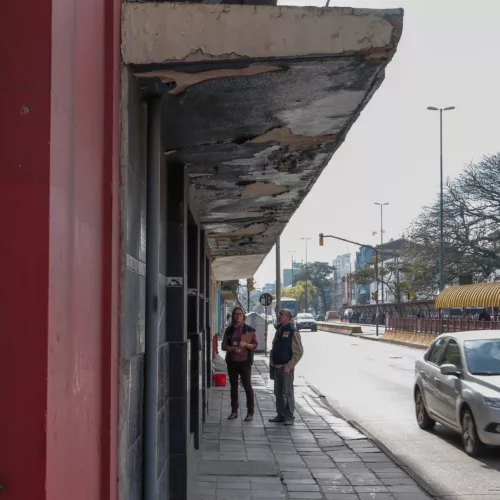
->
[0, 0, 120, 497]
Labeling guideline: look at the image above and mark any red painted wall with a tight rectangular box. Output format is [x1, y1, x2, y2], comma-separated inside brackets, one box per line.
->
[0, 0, 120, 496]
[0, 1, 52, 498]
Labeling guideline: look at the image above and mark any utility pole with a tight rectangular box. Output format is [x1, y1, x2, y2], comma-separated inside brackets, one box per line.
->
[276, 237, 281, 314]
[374, 202, 389, 304]
[288, 250, 296, 285]
[427, 105, 455, 291]
[301, 237, 311, 312]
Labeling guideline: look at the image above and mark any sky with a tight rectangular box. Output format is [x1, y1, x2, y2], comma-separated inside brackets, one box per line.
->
[254, 0, 500, 287]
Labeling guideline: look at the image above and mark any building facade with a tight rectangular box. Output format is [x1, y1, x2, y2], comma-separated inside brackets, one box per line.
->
[1, 3, 402, 500]
[355, 247, 375, 305]
[332, 254, 351, 312]
[355, 239, 405, 305]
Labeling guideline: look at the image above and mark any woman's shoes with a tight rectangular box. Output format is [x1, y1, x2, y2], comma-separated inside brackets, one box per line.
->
[228, 413, 254, 421]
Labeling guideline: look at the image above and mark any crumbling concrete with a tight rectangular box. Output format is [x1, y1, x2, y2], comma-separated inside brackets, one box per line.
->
[122, 3, 404, 280]
[122, 3, 402, 65]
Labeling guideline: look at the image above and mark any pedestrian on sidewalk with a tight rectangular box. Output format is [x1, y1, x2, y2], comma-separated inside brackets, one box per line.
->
[269, 309, 304, 425]
[221, 306, 258, 422]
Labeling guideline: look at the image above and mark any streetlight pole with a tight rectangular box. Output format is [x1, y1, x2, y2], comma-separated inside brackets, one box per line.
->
[276, 237, 281, 314]
[374, 202, 389, 303]
[319, 233, 379, 336]
[288, 250, 296, 285]
[301, 237, 311, 312]
[427, 105, 455, 291]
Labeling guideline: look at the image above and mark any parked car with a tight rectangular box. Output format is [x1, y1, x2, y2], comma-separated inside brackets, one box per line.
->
[316, 314, 325, 322]
[414, 330, 500, 456]
[295, 313, 317, 332]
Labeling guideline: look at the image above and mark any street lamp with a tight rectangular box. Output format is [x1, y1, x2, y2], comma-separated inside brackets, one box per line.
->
[427, 105, 455, 291]
[288, 250, 296, 285]
[319, 233, 380, 337]
[301, 237, 311, 312]
[374, 202, 389, 304]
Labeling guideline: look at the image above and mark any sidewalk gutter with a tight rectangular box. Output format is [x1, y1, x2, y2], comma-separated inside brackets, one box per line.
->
[306, 382, 440, 500]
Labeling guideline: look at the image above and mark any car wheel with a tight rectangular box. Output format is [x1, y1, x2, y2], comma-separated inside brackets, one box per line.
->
[415, 388, 435, 430]
[462, 408, 484, 457]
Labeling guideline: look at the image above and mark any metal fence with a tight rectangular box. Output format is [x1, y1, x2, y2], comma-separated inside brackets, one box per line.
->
[387, 317, 500, 335]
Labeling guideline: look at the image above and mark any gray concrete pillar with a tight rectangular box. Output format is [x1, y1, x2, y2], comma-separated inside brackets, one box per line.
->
[165, 162, 188, 500]
[205, 256, 212, 396]
[187, 214, 202, 449]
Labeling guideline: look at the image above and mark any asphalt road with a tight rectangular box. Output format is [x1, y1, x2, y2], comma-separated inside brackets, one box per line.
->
[295, 330, 500, 500]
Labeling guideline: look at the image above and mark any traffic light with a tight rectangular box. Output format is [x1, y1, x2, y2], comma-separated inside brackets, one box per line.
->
[319, 233, 324, 246]
[371, 290, 378, 301]
[247, 277, 254, 291]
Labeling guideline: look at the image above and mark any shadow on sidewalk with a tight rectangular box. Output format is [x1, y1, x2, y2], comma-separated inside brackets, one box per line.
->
[189, 355, 433, 500]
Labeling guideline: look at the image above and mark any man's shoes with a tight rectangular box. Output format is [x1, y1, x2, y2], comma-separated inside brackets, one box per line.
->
[268, 415, 285, 423]
[284, 418, 295, 426]
[244, 414, 254, 422]
[228, 413, 238, 420]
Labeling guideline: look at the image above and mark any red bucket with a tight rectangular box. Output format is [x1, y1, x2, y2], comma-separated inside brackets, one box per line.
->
[214, 373, 227, 387]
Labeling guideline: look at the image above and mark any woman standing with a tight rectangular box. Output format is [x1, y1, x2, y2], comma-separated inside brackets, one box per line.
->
[221, 307, 258, 421]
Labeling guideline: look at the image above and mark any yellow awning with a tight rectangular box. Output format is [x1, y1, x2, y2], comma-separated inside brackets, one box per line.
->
[436, 282, 500, 309]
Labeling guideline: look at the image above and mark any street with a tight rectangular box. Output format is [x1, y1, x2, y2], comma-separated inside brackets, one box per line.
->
[295, 330, 500, 500]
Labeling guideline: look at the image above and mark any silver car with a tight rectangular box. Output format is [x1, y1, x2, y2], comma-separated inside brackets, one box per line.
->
[414, 330, 500, 456]
[295, 313, 317, 332]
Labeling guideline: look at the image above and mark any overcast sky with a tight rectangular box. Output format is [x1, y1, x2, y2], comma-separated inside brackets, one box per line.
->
[254, 0, 500, 287]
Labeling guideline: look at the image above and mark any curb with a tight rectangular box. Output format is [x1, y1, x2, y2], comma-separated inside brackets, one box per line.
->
[306, 382, 439, 500]
[318, 327, 431, 350]
[379, 338, 428, 349]
[318, 328, 382, 341]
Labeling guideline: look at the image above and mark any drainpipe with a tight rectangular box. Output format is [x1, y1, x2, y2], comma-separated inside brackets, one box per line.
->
[144, 97, 162, 500]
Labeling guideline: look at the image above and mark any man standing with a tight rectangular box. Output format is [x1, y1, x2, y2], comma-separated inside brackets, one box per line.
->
[269, 309, 304, 425]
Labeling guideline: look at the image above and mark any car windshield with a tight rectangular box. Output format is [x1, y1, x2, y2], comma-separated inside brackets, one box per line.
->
[464, 339, 500, 376]
[297, 314, 314, 319]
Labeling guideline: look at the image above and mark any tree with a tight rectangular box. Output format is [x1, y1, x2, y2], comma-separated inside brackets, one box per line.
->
[408, 152, 500, 290]
[293, 261, 334, 312]
[350, 254, 416, 314]
[282, 281, 317, 312]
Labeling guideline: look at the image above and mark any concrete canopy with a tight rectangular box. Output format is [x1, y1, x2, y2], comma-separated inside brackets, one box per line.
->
[122, 3, 403, 281]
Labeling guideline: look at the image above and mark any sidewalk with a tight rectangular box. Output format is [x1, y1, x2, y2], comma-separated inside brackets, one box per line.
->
[191, 355, 432, 500]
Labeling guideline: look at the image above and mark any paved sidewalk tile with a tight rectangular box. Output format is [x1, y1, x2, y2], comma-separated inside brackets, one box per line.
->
[191, 356, 433, 500]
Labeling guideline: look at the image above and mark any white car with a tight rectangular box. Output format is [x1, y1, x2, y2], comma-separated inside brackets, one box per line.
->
[414, 330, 500, 456]
[295, 313, 317, 332]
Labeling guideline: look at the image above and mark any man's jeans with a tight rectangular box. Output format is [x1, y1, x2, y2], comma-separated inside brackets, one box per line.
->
[274, 366, 295, 419]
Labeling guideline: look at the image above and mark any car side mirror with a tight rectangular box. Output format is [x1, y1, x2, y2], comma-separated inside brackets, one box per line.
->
[440, 364, 462, 377]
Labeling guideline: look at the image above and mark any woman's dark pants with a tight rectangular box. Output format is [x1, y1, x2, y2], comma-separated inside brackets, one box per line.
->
[227, 362, 254, 415]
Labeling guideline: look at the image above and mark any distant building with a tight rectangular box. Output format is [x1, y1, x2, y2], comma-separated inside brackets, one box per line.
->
[332, 253, 351, 311]
[264, 282, 276, 294]
[283, 268, 293, 287]
[355, 246, 375, 305]
[355, 239, 405, 304]
[283, 261, 303, 287]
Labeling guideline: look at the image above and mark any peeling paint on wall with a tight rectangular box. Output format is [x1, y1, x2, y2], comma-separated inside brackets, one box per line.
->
[249, 127, 336, 151]
[240, 182, 289, 198]
[134, 65, 284, 95]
